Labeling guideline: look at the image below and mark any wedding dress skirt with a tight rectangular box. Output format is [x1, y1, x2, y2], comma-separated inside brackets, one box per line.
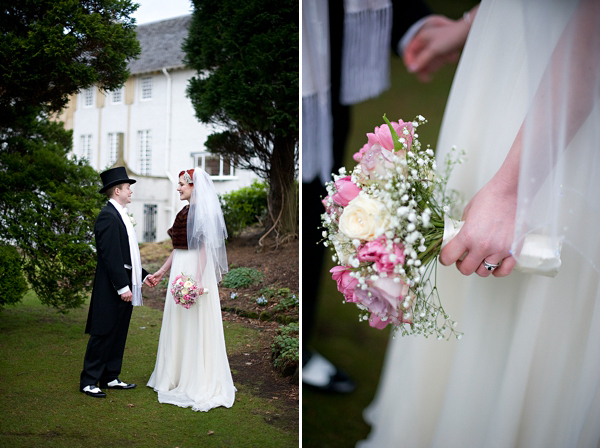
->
[147, 249, 236, 411]
[359, 0, 600, 446]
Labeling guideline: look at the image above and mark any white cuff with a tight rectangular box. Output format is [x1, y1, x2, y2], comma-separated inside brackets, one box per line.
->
[398, 15, 431, 56]
[117, 285, 130, 295]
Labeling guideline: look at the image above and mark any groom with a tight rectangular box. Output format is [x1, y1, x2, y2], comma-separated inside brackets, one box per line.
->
[80, 167, 156, 398]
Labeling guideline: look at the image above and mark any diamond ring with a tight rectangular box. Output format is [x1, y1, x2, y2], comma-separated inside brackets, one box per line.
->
[483, 260, 501, 271]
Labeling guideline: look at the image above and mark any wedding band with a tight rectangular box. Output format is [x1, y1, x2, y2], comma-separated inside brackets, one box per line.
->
[483, 260, 501, 271]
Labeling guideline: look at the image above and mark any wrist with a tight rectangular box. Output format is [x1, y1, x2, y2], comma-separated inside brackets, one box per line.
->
[488, 172, 519, 200]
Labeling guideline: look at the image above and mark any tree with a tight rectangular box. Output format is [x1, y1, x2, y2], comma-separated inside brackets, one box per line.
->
[0, 0, 140, 123]
[183, 0, 298, 239]
[0, 0, 140, 311]
[0, 115, 105, 311]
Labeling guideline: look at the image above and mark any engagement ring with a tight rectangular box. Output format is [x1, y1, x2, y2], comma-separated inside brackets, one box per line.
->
[483, 260, 501, 271]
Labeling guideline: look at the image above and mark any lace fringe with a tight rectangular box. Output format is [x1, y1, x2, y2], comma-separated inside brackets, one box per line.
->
[302, 92, 334, 184]
[340, 5, 392, 105]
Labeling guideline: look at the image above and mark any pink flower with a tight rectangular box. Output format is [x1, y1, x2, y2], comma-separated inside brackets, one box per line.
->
[368, 314, 391, 330]
[368, 120, 414, 151]
[360, 144, 395, 180]
[330, 265, 359, 301]
[353, 142, 371, 162]
[357, 238, 405, 273]
[332, 176, 361, 207]
[352, 276, 411, 329]
[353, 119, 414, 161]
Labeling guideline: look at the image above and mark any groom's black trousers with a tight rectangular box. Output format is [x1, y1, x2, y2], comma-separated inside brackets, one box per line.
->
[80, 303, 133, 388]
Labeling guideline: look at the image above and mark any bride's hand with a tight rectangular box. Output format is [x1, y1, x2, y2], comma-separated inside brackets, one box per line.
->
[152, 270, 165, 284]
[440, 176, 518, 277]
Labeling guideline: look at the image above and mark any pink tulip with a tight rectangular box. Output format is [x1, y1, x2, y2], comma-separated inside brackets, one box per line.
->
[367, 120, 414, 151]
[353, 119, 414, 161]
[331, 176, 361, 207]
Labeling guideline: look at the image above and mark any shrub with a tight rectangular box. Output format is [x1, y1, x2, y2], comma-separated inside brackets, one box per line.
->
[221, 267, 264, 289]
[0, 245, 28, 309]
[219, 181, 268, 236]
[259, 287, 298, 312]
[271, 322, 299, 376]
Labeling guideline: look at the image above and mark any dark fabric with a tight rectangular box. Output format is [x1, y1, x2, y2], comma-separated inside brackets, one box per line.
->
[302, 0, 431, 345]
[168, 205, 189, 249]
[391, 0, 432, 56]
[81, 201, 148, 387]
[80, 303, 133, 388]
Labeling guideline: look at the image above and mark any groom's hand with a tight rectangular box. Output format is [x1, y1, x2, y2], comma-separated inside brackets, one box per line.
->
[121, 291, 133, 302]
[144, 275, 157, 288]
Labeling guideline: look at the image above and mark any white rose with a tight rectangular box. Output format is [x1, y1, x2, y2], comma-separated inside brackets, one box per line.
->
[184, 281, 193, 289]
[338, 195, 390, 241]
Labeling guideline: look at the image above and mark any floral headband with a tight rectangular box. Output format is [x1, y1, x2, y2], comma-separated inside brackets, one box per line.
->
[183, 172, 193, 185]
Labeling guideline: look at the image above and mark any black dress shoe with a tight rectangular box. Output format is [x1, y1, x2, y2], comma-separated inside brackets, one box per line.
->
[81, 385, 107, 398]
[302, 350, 356, 394]
[100, 378, 137, 389]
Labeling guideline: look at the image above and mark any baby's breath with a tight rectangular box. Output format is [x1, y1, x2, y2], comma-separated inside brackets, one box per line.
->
[321, 115, 465, 339]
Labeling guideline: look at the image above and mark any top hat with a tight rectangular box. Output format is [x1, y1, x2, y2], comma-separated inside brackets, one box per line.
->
[99, 167, 137, 193]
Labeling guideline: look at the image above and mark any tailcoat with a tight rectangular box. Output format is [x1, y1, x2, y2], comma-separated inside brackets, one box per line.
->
[80, 201, 149, 388]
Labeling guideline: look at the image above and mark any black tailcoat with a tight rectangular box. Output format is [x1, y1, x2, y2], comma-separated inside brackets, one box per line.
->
[80, 201, 149, 388]
[85, 202, 148, 335]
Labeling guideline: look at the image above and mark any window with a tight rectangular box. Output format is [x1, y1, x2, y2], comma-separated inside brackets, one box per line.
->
[110, 87, 123, 104]
[83, 87, 94, 107]
[143, 204, 157, 242]
[138, 130, 152, 175]
[108, 132, 119, 165]
[192, 152, 236, 179]
[80, 134, 92, 160]
[140, 77, 152, 100]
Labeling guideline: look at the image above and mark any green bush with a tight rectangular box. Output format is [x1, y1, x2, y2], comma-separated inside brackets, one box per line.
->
[271, 322, 299, 376]
[259, 287, 298, 312]
[0, 245, 28, 308]
[219, 181, 268, 236]
[221, 267, 264, 289]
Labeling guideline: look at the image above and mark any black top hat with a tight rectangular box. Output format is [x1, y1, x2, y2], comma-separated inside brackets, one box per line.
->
[99, 166, 137, 193]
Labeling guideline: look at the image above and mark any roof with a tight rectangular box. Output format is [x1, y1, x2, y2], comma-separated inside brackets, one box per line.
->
[128, 15, 192, 75]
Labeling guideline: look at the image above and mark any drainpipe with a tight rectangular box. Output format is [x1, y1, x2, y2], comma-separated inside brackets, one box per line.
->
[162, 67, 176, 227]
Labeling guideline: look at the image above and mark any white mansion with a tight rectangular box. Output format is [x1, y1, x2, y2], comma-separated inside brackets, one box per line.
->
[58, 15, 257, 242]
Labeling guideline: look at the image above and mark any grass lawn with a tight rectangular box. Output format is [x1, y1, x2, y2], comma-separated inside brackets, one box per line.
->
[303, 1, 479, 446]
[0, 291, 297, 447]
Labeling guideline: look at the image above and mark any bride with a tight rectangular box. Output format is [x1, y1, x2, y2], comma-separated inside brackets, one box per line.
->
[359, 0, 600, 446]
[147, 168, 236, 411]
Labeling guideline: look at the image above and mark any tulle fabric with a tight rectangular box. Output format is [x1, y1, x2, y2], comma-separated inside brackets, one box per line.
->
[187, 169, 228, 283]
[147, 249, 236, 412]
[359, 0, 600, 446]
[512, 0, 600, 272]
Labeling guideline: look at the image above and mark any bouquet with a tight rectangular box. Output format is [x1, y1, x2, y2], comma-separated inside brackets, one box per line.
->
[322, 115, 463, 338]
[171, 274, 207, 309]
[322, 115, 561, 339]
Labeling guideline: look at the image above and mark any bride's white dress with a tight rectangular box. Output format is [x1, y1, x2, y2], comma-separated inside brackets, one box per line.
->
[147, 249, 236, 411]
[359, 0, 600, 447]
